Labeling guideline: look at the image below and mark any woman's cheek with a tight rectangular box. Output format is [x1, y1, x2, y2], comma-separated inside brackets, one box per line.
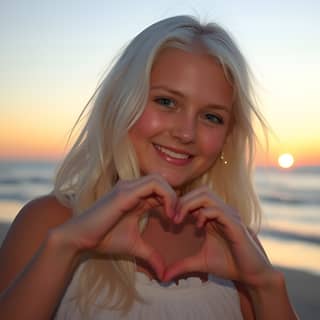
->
[200, 130, 227, 158]
[132, 107, 168, 137]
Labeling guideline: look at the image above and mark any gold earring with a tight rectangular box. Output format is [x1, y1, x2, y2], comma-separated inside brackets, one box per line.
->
[220, 152, 228, 165]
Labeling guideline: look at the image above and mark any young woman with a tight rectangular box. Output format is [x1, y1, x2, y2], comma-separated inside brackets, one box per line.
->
[0, 16, 298, 319]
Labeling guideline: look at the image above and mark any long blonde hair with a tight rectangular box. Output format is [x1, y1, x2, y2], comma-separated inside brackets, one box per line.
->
[54, 15, 267, 315]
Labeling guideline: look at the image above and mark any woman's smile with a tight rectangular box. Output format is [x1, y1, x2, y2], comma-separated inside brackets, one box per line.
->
[153, 143, 194, 165]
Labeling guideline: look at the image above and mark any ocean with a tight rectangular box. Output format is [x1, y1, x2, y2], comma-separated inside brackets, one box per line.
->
[0, 160, 319, 275]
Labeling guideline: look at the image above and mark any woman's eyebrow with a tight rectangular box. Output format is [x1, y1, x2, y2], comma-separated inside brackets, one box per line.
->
[150, 85, 184, 98]
[150, 85, 231, 113]
[205, 104, 231, 113]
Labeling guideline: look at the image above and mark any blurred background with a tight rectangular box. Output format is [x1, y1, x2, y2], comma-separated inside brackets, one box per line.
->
[0, 0, 319, 317]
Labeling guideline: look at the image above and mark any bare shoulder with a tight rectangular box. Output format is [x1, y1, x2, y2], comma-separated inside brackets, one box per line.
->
[4, 194, 73, 244]
[0, 194, 72, 291]
[14, 194, 72, 226]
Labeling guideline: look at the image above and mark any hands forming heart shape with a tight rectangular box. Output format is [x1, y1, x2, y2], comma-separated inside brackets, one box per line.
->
[76, 174, 273, 289]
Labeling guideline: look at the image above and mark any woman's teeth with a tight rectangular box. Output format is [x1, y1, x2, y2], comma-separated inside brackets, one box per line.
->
[155, 144, 190, 159]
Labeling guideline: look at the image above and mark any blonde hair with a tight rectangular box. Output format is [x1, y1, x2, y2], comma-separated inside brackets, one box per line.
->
[54, 15, 267, 316]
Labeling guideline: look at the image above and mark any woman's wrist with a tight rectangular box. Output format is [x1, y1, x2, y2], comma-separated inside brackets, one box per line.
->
[46, 228, 84, 268]
[248, 268, 285, 297]
[247, 269, 298, 319]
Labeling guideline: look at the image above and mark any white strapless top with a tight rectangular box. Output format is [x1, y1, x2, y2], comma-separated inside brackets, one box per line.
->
[55, 265, 243, 319]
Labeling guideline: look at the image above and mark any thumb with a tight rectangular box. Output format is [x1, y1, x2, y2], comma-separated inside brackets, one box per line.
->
[132, 237, 166, 280]
[163, 253, 206, 282]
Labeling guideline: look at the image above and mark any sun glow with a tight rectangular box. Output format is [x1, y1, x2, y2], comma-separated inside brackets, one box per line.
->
[278, 153, 295, 169]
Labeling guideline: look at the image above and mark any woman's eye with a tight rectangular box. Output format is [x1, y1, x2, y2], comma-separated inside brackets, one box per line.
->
[154, 97, 175, 108]
[204, 113, 224, 124]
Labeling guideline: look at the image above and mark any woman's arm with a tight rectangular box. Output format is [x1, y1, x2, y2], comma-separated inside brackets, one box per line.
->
[247, 270, 298, 320]
[0, 196, 78, 320]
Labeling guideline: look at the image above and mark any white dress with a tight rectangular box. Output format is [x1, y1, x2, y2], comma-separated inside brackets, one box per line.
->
[55, 264, 243, 320]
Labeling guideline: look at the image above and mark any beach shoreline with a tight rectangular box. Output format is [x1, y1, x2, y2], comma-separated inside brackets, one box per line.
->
[0, 221, 319, 319]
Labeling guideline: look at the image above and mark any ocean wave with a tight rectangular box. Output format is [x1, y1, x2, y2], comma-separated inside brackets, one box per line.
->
[256, 166, 320, 175]
[260, 194, 320, 206]
[261, 227, 320, 245]
[290, 166, 320, 174]
[0, 193, 30, 203]
[0, 177, 52, 185]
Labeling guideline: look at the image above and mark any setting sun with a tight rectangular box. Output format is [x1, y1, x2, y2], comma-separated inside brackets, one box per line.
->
[278, 153, 295, 169]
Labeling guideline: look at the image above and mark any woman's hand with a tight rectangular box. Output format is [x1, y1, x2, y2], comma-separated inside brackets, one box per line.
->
[53, 174, 177, 279]
[163, 186, 274, 288]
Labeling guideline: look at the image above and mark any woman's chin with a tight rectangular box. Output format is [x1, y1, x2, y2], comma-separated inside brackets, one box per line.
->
[158, 175, 189, 195]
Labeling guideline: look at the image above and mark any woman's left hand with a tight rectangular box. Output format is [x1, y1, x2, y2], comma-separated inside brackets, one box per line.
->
[163, 187, 274, 288]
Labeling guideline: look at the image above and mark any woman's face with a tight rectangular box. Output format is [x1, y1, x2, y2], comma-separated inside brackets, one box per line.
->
[129, 47, 233, 190]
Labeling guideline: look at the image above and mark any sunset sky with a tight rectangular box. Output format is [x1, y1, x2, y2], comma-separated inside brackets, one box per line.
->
[1, 0, 319, 166]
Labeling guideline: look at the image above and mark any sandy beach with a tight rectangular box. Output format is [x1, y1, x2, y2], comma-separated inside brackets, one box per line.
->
[277, 266, 320, 319]
[0, 221, 319, 319]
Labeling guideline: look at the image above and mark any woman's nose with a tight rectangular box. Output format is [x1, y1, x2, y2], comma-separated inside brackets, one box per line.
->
[170, 116, 196, 143]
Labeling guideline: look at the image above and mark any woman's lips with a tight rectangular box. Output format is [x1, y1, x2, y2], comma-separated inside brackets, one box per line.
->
[153, 143, 194, 166]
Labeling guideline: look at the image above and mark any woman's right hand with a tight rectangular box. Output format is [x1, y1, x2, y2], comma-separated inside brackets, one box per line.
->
[53, 174, 177, 278]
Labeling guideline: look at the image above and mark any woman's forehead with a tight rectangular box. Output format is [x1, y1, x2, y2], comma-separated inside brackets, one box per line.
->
[149, 47, 233, 109]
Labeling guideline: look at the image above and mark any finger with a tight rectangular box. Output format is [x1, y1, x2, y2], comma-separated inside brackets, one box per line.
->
[175, 189, 212, 223]
[196, 212, 208, 228]
[179, 196, 243, 247]
[176, 187, 241, 224]
[175, 186, 207, 214]
[177, 191, 237, 228]
[196, 206, 231, 229]
[132, 236, 165, 280]
[201, 208, 246, 246]
[163, 253, 206, 282]
[128, 174, 178, 218]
